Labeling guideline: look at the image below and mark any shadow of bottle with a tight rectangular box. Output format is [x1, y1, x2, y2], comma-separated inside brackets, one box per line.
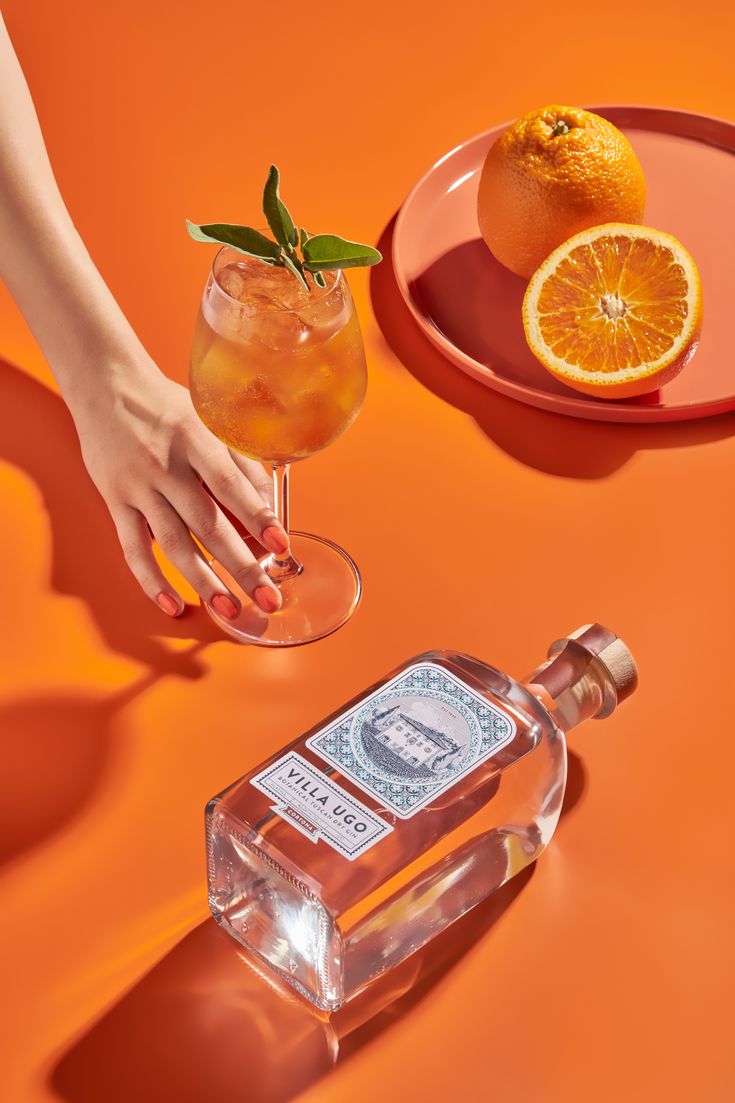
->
[49, 753, 585, 1103]
[369, 218, 735, 480]
[50, 871, 533, 1103]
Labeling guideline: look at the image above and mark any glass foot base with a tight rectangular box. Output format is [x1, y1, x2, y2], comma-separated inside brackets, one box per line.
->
[204, 531, 362, 647]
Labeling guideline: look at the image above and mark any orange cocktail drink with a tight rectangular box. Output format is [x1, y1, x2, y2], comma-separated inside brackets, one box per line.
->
[190, 250, 366, 464]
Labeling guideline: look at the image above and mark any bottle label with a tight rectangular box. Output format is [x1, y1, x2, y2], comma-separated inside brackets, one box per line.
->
[306, 661, 516, 820]
[250, 751, 394, 861]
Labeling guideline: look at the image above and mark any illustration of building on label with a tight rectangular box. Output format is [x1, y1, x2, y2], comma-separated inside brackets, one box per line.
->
[362, 702, 463, 778]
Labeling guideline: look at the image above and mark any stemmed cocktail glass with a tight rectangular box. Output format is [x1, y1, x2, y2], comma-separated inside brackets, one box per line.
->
[189, 246, 368, 646]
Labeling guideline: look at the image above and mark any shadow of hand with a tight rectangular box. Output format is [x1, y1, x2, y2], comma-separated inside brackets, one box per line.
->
[0, 358, 223, 673]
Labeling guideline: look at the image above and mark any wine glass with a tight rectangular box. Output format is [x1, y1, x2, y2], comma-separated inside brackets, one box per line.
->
[189, 246, 367, 645]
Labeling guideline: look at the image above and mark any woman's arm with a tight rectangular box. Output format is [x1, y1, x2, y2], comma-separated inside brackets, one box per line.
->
[0, 14, 286, 618]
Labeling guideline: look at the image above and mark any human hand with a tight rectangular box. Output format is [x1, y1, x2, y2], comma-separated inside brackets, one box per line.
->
[70, 358, 287, 619]
[0, 16, 285, 623]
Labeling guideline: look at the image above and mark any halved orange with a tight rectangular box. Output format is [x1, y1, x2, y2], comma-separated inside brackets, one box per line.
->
[522, 223, 703, 398]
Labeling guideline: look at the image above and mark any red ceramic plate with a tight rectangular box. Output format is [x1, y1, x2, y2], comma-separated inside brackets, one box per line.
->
[393, 105, 735, 422]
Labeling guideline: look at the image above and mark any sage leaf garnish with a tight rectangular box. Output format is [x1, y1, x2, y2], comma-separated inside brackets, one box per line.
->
[263, 165, 298, 249]
[282, 252, 309, 291]
[186, 220, 282, 261]
[299, 229, 325, 286]
[302, 234, 382, 271]
[187, 168, 382, 291]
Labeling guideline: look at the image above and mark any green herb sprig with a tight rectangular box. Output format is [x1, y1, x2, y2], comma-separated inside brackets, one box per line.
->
[186, 165, 381, 292]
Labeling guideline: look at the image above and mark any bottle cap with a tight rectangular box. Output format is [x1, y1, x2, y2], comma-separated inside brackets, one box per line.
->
[547, 624, 638, 719]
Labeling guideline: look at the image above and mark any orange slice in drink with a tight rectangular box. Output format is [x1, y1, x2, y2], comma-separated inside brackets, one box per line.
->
[522, 223, 703, 398]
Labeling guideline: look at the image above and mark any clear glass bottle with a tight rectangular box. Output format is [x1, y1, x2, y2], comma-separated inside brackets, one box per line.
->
[206, 624, 637, 1010]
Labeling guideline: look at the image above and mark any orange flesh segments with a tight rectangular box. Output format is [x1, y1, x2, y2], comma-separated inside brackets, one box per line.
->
[522, 224, 702, 398]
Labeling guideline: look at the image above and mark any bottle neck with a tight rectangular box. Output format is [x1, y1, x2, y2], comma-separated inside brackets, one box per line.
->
[523, 640, 617, 733]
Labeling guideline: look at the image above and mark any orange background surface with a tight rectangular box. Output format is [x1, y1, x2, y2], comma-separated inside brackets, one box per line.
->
[1, 2, 734, 1100]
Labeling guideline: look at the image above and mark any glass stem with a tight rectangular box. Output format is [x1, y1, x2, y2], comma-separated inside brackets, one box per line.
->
[266, 463, 302, 581]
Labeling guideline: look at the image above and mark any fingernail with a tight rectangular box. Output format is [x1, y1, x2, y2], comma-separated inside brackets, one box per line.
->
[262, 525, 290, 555]
[255, 585, 281, 613]
[211, 593, 239, 621]
[157, 592, 181, 617]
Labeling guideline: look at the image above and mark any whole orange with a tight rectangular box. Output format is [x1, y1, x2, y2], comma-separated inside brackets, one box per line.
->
[477, 105, 646, 278]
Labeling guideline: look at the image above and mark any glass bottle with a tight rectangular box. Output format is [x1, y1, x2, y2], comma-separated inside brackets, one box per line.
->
[206, 624, 637, 1010]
